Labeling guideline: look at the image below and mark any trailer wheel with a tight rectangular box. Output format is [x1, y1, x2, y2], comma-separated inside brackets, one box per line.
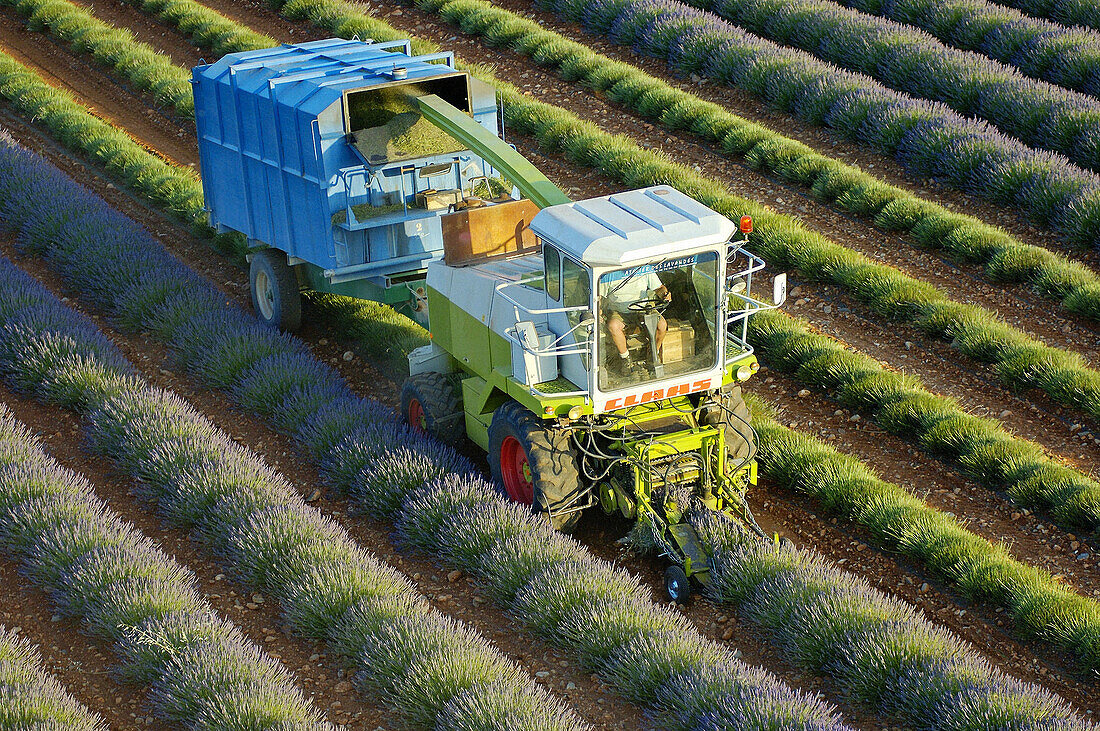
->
[488, 401, 584, 532]
[401, 372, 465, 448]
[250, 249, 302, 332]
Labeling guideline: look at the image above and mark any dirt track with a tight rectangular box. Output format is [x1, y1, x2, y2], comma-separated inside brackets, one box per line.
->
[0, 0, 1096, 722]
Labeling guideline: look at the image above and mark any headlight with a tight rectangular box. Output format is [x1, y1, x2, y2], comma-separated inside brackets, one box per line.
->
[736, 365, 752, 381]
[568, 405, 584, 420]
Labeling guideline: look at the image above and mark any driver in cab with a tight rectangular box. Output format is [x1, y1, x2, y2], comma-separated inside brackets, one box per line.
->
[604, 267, 670, 375]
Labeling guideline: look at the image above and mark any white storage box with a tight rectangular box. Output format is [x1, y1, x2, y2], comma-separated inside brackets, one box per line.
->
[510, 322, 558, 386]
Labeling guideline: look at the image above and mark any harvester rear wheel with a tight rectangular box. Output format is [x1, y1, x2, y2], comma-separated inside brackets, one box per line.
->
[488, 401, 583, 532]
[401, 372, 465, 448]
[250, 249, 302, 332]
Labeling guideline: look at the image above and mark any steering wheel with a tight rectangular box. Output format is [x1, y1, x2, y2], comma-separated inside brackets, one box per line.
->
[627, 297, 671, 313]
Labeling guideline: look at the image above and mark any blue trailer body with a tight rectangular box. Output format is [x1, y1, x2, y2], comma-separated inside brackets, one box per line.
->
[191, 37, 503, 299]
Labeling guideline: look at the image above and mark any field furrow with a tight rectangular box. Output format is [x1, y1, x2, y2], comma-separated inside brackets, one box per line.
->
[4, 93, 1097, 726]
[0, 10, 195, 166]
[0, 135, 868, 729]
[0, 0, 1096, 721]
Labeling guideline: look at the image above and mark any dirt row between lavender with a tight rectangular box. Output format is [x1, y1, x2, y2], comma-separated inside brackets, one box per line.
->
[483, 0, 1100, 271]
[0, 0, 1096, 715]
[0, 229, 652, 730]
[5, 0, 1099, 549]
[0, 546, 168, 730]
[26, 0, 1100, 462]
[9, 0, 1100, 470]
[1, 104, 1096, 724]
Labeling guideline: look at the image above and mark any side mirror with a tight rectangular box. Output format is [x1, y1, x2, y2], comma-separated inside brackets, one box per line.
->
[773, 273, 787, 306]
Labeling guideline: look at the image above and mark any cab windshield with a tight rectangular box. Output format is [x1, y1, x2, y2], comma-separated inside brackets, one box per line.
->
[597, 252, 719, 391]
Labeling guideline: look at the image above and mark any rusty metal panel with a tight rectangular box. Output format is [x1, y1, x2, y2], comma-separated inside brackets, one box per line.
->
[442, 199, 541, 266]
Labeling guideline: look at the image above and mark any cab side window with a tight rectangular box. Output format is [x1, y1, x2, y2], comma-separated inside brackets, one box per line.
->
[561, 257, 589, 312]
[545, 245, 561, 302]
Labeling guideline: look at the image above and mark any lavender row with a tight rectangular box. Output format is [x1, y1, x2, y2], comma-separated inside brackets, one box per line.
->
[0, 265, 584, 728]
[983, 0, 1100, 35]
[843, 0, 1100, 98]
[692, 508, 1094, 731]
[1, 128, 1090, 727]
[682, 0, 1100, 172]
[0, 315, 333, 730]
[0, 132, 858, 726]
[0, 625, 106, 730]
[537, 0, 1100, 247]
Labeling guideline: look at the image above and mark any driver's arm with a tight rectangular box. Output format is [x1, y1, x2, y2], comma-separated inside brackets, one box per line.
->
[649, 272, 670, 302]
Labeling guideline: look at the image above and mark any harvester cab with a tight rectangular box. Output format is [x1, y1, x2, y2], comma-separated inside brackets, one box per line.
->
[191, 37, 786, 601]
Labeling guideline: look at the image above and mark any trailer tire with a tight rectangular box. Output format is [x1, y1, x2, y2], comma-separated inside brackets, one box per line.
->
[489, 401, 584, 532]
[250, 249, 302, 332]
[664, 564, 691, 604]
[401, 372, 465, 448]
[721, 385, 755, 467]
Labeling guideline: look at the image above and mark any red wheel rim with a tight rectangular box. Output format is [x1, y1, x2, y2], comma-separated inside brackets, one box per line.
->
[500, 435, 534, 505]
[408, 398, 426, 432]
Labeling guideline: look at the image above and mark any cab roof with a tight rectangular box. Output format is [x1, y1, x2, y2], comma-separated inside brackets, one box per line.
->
[529, 186, 736, 267]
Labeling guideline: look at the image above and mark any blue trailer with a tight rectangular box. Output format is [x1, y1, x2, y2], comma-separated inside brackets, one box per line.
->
[192, 37, 545, 329]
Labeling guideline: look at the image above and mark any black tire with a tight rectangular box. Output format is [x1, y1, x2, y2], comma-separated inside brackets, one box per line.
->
[400, 372, 465, 448]
[665, 564, 691, 604]
[488, 401, 584, 532]
[250, 249, 302, 332]
[718, 385, 755, 466]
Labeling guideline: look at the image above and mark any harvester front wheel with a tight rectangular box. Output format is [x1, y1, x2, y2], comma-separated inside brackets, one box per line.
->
[401, 372, 465, 448]
[250, 249, 302, 332]
[664, 564, 691, 604]
[718, 385, 755, 466]
[488, 401, 583, 532]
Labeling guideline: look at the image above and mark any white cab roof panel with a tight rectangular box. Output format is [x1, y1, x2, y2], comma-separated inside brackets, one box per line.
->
[530, 187, 736, 266]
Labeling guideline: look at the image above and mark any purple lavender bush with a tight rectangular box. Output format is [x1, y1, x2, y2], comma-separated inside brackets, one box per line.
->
[844, 0, 1100, 99]
[0, 251, 584, 728]
[676, 0, 1100, 171]
[696, 510, 1096, 731]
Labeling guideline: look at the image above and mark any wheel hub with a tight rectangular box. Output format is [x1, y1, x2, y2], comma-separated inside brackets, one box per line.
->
[500, 435, 534, 505]
[408, 398, 426, 432]
[255, 269, 275, 319]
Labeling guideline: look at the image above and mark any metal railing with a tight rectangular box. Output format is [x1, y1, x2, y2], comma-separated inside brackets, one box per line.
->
[495, 279, 592, 399]
[724, 244, 779, 355]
